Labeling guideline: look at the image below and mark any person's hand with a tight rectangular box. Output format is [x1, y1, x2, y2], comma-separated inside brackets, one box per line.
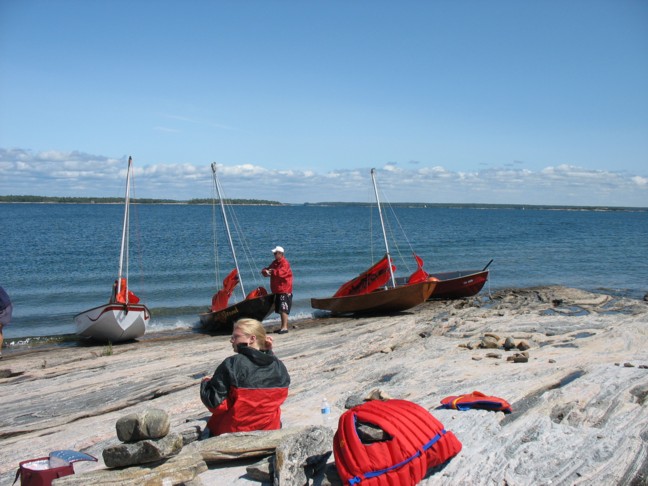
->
[262, 268, 270, 277]
[265, 335, 274, 350]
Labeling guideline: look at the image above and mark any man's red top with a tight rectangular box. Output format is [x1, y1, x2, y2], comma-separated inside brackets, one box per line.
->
[267, 258, 293, 294]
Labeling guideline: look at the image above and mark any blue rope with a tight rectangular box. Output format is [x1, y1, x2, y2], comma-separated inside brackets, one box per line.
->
[347, 430, 447, 484]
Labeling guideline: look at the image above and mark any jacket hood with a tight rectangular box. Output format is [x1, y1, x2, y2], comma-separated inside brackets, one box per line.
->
[239, 346, 276, 366]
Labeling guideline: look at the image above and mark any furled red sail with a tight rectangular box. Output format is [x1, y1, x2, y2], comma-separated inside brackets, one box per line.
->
[333, 255, 395, 297]
[211, 269, 240, 312]
[407, 254, 429, 284]
[246, 286, 268, 299]
[112, 277, 140, 304]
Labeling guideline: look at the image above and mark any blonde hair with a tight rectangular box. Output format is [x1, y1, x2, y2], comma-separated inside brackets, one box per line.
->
[233, 318, 269, 350]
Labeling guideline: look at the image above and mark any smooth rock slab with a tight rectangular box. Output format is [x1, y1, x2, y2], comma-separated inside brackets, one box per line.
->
[187, 427, 308, 463]
[53, 450, 207, 486]
[103, 432, 183, 468]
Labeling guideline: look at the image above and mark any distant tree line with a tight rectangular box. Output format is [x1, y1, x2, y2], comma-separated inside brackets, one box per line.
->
[0, 196, 643, 211]
[0, 195, 284, 205]
[187, 198, 283, 206]
[303, 202, 646, 211]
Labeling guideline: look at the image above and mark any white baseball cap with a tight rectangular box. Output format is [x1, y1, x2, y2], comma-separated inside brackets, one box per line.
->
[271, 246, 285, 254]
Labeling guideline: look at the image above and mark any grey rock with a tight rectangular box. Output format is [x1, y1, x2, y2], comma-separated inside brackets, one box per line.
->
[517, 340, 531, 351]
[364, 388, 392, 401]
[507, 353, 529, 363]
[178, 423, 202, 446]
[245, 456, 273, 482]
[187, 427, 307, 463]
[116, 408, 170, 442]
[103, 431, 183, 468]
[275, 426, 334, 486]
[356, 421, 389, 442]
[344, 395, 365, 409]
[503, 337, 516, 350]
[480, 336, 500, 349]
[486, 352, 502, 359]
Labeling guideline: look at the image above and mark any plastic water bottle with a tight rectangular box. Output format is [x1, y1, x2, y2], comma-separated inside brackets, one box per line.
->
[321, 397, 332, 426]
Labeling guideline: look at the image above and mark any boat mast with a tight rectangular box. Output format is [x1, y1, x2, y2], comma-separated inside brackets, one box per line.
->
[371, 168, 396, 288]
[211, 163, 245, 296]
[117, 156, 132, 301]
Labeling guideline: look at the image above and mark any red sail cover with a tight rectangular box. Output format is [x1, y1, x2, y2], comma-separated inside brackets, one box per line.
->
[211, 269, 240, 312]
[407, 254, 429, 284]
[333, 255, 395, 298]
[114, 278, 140, 304]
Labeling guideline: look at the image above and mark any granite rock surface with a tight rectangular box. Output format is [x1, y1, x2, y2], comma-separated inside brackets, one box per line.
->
[0, 286, 646, 485]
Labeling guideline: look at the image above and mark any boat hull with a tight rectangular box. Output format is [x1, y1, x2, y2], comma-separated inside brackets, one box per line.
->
[428, 270, 489, 299]
[311, 280, 436, 315]
[74, 303, 150, 343]
[199, 294, 276, 333]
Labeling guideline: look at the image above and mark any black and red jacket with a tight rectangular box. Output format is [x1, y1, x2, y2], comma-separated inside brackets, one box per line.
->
[200, 346, 290, 436]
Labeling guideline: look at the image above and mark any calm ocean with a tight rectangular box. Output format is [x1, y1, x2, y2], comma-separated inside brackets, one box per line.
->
[1, 203, 647, 348]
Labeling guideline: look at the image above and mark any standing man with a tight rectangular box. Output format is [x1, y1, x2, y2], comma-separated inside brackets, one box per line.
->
[261, 246, 293, 334]
[0, 286, 13, 359]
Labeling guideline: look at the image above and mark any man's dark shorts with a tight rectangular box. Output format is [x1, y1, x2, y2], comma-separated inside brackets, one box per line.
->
[275, 293, 292, 315]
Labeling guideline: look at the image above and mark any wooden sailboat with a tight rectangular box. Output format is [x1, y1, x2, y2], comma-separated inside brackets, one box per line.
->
[426, 260, 492, 299]
[74, 157, 150, 342]
[311, 169, 437, 315]
[199, 163, 275, 333]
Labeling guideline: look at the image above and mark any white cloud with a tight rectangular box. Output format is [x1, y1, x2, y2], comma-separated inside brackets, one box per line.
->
[0, 148, 646, 207]
[632, 176, 647, 187]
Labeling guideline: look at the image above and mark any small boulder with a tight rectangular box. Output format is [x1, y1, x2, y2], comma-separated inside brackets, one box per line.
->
[507, 353, 529, 363]
[116, 408, 170, 443]
[517, 340, 531, 351]
[356, 421, 390, 443]
[480, 336, 500, 349]
[364, 389, 392, 401]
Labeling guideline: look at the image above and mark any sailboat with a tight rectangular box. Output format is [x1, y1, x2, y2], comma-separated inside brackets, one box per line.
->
[310, 169, 437, 315]
[74, 156, 150, 342]
[199, 163, 275, 333]
[426, 260, 492, 299]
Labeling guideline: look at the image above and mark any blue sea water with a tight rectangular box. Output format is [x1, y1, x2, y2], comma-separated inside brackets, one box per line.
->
[1, 203, 647, 348]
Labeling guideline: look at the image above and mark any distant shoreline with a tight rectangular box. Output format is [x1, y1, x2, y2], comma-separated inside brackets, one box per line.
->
[1, 196, 646, 211]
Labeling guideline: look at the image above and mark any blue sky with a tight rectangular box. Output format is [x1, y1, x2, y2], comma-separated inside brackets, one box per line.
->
[1, 0, 647, 206]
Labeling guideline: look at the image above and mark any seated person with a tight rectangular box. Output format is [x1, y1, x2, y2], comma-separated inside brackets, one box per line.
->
[200, 318, 290, 437]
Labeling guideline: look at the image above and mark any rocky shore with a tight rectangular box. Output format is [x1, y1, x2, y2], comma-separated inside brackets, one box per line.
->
[1, 286, 647, 485]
